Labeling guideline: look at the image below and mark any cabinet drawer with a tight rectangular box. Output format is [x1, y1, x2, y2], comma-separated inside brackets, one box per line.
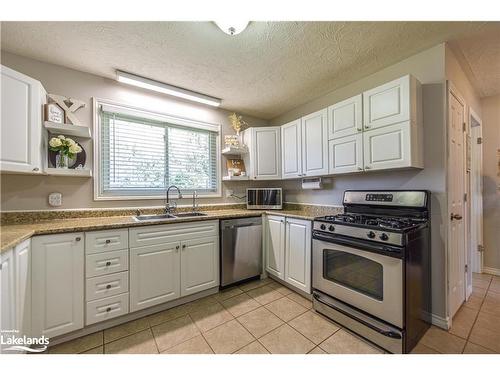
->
[85, 250, 129, 278]
[129, 220, 219, 248]
[85, 293, 129, 325]
[85, 229, 128, 254]
[86, 271, 129, 302]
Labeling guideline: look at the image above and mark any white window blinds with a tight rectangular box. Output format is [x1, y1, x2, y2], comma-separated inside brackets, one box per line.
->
[99, 108, 218, 198]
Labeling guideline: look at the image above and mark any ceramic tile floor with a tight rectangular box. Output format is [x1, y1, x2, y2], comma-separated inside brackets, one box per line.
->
[47, 274, 500, 354]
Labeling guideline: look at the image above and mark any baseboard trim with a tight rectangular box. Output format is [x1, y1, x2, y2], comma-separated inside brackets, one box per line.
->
[430, 313, 450, 330]
[483, 267, 500, 277]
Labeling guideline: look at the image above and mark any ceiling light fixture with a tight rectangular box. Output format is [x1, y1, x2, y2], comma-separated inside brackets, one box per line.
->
[116, 70, 222, 107]
[214, 21, 249, 36]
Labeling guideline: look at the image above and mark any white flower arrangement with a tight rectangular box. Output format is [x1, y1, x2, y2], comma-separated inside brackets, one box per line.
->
[49, 135, 82, 159]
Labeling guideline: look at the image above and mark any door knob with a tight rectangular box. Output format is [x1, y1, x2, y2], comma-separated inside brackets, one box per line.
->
[450, 213, 463, 221]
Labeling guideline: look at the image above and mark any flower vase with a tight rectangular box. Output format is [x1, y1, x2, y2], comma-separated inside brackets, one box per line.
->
[56, 151, 69, 169]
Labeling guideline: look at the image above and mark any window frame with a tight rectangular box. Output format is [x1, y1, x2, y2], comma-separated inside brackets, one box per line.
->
[92, 97, 221, 201]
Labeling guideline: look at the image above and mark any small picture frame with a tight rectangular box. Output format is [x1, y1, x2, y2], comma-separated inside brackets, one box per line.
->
[44, 103, 66, 124]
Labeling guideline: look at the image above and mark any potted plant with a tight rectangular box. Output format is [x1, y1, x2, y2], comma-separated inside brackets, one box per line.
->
[49, 135, 82, 169]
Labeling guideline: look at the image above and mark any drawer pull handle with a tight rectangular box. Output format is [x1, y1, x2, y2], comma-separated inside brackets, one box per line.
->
[182, 244, 186, 249]
[105, 261, 111, 267]
[106, 307, 112, 312]
[105, 239, 111, 244]
[75, 237, 81, 241]
[106, 284, 112, 289]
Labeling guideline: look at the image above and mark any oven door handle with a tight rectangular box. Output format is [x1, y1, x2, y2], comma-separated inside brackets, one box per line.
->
[312, 292, 402, 339]
[312, 231, 402, 256]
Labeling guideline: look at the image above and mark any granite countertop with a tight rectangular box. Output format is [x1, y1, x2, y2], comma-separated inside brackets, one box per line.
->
[0, 207, 337, 253]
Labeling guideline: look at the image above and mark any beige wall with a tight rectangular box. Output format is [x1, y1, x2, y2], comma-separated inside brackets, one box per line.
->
[0, 51, 270, 211]
[270, 44, 448, 319]
[481, 95, 500, 271]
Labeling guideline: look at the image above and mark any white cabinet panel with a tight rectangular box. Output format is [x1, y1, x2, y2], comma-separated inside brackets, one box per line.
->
[130, 242, 180, 312]
[363, 122, 411, 171]
[253, 127, 281, 179]
[180, 236, 219, 297]
[1, 65, 46, 174]
[328, 134, 363, 174]
[281, 119, 302, 179]
[264, 215, 285, 279]
[363, 75, 410, 130]
[85, 250, 129, 278]
[86, 271, 129, 302]
[301, 109, 328, 176]
[284, 218, 311, 293]
[32, 233, 84, 338]
[0, 249, 15, 333]
[86, 293, 129, 325]
[85, 229, 129, 254]
[14, 240, 31, 338]
[328, 94, 363, 139]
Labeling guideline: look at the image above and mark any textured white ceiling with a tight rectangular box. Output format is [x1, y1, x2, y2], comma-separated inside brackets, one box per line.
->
[0, 21, 496, 119]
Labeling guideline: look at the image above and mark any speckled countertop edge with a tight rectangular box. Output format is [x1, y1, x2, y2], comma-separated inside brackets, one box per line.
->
[0, 206, 343, 253]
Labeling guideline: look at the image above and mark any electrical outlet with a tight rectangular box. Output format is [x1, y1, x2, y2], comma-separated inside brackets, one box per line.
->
[225, 189, 234, 198]
[48, 192, 62, 207]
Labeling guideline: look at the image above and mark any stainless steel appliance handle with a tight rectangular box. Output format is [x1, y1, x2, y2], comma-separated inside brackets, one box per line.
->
[312, 292, 402, 339]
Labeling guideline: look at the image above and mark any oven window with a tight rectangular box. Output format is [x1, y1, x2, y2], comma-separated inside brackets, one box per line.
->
[323, 249, 383, 301]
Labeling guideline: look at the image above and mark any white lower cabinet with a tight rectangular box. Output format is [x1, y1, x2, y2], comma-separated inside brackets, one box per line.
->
[130, 242, 181, 312]
[264, 215, 311, 293]
[1, 248, 16, 353]
[32, 233, 84, 338]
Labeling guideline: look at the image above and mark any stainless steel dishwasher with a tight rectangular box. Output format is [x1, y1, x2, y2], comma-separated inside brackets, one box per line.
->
[220, 217, 262, 287]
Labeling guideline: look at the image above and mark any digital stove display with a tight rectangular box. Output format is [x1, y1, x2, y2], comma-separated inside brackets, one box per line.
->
[365, 193, 393, 202]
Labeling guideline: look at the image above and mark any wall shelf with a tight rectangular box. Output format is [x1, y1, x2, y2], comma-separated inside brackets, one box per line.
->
[222, 145, 248, 156]
[45, 168, 92, 177]
[222, 175, 249, 181]
[44, 121, 91, 139]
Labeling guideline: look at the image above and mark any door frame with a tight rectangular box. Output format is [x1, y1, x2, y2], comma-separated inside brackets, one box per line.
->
[446, 81, 468, 321]
[469, 108, 484, 276]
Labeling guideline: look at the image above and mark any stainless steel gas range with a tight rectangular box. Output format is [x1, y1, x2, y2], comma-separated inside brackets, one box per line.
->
[312, 190, 431, 354]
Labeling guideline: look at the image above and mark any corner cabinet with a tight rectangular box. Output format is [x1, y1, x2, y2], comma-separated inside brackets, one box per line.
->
[264, 215, 311, 293]
[31, 233, 84, 338]
[0, 65, 47, 174]
[242, 127, 281, 180]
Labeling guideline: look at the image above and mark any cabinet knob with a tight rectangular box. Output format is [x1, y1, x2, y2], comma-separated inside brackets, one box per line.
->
[75, 237, 81, 241]
[357, 167, 363, 171]
[365, 125, 371, 129]
[357, 128, 362, 132]
[365, 166, 371, 170]
[182, 244, 186, 249]
[105, 239, 111, 244]
[105, 261, 111, 266]
[33, 167, 40, 172]
[106, 307, 111, 312]
[106, 284, 111, 289]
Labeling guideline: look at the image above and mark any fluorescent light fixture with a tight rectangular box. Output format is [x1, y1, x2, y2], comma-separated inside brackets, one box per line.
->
[116, 70, 222, 107]
[214, 21, 249, 36]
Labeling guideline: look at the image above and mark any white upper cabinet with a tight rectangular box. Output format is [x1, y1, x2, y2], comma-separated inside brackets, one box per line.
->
[363, 75, 412, 130]
[281, 119, 303, 179]
[329, 134, 363, 174]
[1, 65, 46, 174]
[301, 109, 329, 177]
[242, 127, 281, 180]
[31, 233, 84, 338]
[328, 94, 363, 139]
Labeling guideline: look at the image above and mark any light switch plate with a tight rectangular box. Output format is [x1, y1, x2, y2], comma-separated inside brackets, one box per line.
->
[48, 192, 62, 207]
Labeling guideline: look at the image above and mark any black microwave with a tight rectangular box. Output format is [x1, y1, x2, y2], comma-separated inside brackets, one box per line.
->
[246, 188, 283, 210]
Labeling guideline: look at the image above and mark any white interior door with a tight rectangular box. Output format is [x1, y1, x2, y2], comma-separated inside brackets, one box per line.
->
[470, 111, 483, 273]
[448, 85, 467, 319]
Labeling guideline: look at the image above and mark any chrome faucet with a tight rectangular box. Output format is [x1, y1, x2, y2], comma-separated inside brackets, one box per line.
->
[165, 185, 183, 214]
[192, 190, 199, 212]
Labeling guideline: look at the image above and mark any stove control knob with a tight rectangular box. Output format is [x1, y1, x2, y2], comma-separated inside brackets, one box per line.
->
[367, 231, 376, 239]
[328, 225, 335, 232]
[379, 233, 389, 241]
[320, 224, 326, 230]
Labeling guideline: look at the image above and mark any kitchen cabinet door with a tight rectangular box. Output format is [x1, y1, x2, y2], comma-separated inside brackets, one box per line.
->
[264, 215, 285, 280]
[1, 248, 15, 331]
[130, 242, 181, 312]
[284, 218, 311, 293]
[363, 75, 410, 130]
[301, 109, 328, 177]
[1, 65, 46, 174]
[281, 119, 303, 179]
[363, 121, 411, 171]
[328, 94, 363, 139]
[253, 127, 281, 180]
[329, 134, 363, 174]
[180, 236, 219, 297]
[32, 233, 84, 338]
[14, 240, 31, 339]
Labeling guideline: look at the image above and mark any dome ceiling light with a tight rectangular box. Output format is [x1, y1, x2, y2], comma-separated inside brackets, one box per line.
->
[214, 21, 249, 36]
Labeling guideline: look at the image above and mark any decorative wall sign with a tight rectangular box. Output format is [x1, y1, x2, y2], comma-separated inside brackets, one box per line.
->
[44, 103, 66, 124]
[224, 135, 240, 147]
[47, 94, 86, 126]
[226, 158, 246, 176]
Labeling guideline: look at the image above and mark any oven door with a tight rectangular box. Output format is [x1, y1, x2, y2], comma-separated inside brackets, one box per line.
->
[312, 238, 403, 328]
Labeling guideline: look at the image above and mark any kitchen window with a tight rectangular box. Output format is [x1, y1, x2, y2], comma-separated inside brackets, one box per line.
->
[94, 100, 220, 200]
